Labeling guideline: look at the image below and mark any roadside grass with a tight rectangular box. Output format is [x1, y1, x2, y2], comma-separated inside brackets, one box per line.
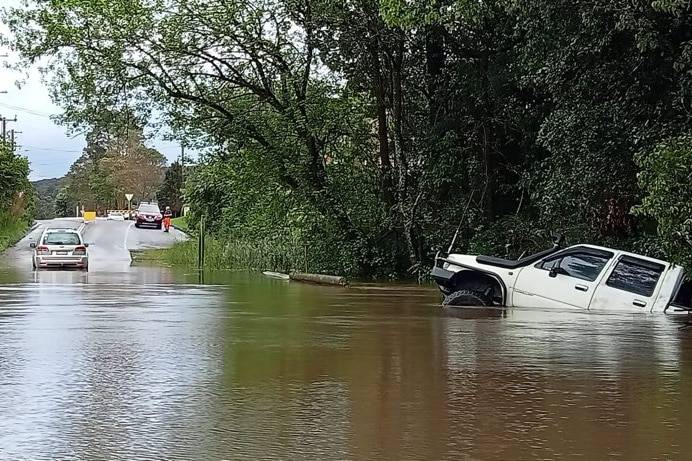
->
[0, 212, 29, 252]
[171, 216, 191, 234]
[136, 236, 309, 273]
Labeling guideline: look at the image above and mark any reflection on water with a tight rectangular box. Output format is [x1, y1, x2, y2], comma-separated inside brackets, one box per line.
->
[0, 267, 691, 459]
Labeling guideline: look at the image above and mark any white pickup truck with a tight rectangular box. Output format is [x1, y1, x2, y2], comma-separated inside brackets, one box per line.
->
[431, 238, 691, 314]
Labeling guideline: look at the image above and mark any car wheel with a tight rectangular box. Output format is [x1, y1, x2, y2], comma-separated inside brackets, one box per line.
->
[443, 289, 493, 307]
[135, 223, 140, 228]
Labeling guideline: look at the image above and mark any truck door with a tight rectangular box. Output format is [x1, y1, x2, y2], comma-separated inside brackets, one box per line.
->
[590, 255, 666, 312]
[512, 247, 614, 309]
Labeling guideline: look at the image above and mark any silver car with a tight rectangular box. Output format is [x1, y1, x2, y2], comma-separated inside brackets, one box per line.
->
[31, 228, 89, 271]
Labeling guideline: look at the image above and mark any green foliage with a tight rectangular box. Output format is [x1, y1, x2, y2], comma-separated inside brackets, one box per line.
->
[0, 143, 31, 208]
[54, 187, 74, 217]
[156, 161, 184, 215]
[0, 143, 34, 250]
[171, 216, 190, 234]
[380, 0, 442, 27]
[0, 211, 29, 252]
[59, 118, 166, 214]
[152, 237, 313, 274]
[5, 0, 692, 276]
[0, 142, 34, 227]
[634, 136, 692, 272]
[32, 177, 63, 219]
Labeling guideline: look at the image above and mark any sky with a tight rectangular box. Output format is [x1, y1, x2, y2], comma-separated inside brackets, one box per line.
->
[0, 0, 184, 181]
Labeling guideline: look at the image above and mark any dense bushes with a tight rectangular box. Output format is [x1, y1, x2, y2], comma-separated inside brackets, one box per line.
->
[635, 136, 692, 272]
[0, 143, 34, 250]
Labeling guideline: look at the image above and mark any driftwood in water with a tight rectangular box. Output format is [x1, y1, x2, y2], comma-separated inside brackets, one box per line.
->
[289, 272, 349, 286]
[262, 271, 290, 280]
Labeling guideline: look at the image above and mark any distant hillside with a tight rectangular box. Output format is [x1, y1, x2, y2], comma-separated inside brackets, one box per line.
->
[32, 177, 64, 219]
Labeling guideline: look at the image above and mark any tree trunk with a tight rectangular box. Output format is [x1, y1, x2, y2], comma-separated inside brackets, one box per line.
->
[365, 11, 394, 206]
[391, 33, 418, 268]
[425, 22, 446, 126]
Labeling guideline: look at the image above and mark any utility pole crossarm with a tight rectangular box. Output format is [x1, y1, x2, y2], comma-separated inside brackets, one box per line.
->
[1, 115, 18, 143]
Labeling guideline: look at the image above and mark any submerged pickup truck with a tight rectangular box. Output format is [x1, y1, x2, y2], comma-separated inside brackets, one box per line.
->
[431, 238, 692, 314]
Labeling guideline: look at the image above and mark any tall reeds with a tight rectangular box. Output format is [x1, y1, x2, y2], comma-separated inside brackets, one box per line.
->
[154, 236, 311, 273]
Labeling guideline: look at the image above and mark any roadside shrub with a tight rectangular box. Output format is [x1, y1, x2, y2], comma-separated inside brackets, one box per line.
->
[0, 211, 29, 251]
[634, 136, 692, 272]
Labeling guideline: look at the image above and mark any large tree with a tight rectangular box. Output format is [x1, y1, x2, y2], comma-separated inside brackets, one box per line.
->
[156, 160, 184, 215]
[61, 122, 166, 212]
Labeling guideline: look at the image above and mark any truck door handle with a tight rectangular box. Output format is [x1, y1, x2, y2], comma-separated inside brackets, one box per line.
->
[633, 299, 647, 307]
[575, 284, 588, 292]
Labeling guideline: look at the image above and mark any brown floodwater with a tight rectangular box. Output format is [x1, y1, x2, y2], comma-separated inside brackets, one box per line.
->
[0, 265, 690, 459]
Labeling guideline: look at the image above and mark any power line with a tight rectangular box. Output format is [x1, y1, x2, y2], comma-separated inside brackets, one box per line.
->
[0, 102, 56, 118]
[21, 145, 82, 153]
[0, 103, 55, 118]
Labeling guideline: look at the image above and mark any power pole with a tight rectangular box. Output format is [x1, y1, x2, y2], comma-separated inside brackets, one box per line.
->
[10, 130, 22, 152]
[1, 116, 17, 143]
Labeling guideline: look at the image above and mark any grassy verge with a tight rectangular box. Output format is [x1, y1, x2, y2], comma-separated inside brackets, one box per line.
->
[0, 212, 29, 253]
[172, 216, 191, 234]
[135, 236, 310, 273]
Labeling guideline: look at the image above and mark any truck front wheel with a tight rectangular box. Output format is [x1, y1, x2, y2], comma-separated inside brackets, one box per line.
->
[443, 289, 492, 307]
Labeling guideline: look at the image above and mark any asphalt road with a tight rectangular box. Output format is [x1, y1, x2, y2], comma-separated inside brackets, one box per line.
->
[3, 218, 187, 274]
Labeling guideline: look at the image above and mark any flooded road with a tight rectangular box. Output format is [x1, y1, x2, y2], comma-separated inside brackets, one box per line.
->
[1, 221, 691, 459]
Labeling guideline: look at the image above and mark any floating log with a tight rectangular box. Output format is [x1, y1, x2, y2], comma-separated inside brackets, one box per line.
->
[262, 271, 290, 280]
[289, 272, 349, 286]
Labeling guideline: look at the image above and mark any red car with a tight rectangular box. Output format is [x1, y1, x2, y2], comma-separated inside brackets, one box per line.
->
[134, 203, 163, 229]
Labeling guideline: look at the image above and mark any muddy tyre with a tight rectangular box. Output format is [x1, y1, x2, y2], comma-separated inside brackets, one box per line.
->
[443, 289, 492, 307]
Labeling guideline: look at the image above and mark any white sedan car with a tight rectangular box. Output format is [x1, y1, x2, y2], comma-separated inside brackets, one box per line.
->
[31, 228, 89, 271]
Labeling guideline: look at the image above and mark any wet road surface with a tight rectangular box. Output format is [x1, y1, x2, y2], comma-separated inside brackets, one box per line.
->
[5, 218, 186, 273]
[1, 221, 691, 459]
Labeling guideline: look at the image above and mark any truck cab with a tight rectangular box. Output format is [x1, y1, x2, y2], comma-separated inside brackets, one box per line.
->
[432, 243, 691, 314]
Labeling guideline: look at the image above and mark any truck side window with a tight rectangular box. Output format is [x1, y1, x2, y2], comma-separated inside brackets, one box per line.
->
[539, 253, 610, 282]
[605, 257, 664, 297]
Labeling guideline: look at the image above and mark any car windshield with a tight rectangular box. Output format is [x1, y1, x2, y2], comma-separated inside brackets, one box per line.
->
[138, 204, 160, 213]
[43, 232, 81, 245]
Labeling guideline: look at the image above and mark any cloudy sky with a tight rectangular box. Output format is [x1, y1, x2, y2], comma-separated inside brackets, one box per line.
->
[1, 0, 183, 181]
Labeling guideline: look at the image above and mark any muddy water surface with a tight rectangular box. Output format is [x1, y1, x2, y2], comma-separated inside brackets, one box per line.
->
[0, 264, 690, 459]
